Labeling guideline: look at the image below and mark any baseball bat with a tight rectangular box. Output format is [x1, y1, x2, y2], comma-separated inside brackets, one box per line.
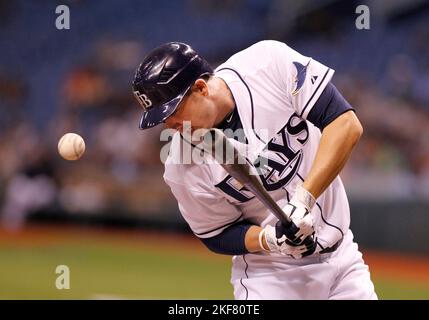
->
[202, 128, 293, 227]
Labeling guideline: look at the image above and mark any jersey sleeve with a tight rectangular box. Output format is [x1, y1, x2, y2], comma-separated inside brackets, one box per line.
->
[269, 40, 335, 120]
[164, 174, 244, 239]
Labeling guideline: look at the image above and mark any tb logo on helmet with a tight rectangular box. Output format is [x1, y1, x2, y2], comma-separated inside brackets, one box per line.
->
[133, 90, 153, 111]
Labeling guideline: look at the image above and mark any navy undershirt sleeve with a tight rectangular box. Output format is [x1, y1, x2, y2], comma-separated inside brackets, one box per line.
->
[200, 221, 252, 255]
[307, 82, 355, 130]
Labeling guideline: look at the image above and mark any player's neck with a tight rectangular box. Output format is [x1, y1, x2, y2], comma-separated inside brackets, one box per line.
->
[210, 77, 235, 127]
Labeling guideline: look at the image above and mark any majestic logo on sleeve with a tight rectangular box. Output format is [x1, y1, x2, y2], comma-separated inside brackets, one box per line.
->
[310, 75, 318, 84]
[216, 114, 309, 202]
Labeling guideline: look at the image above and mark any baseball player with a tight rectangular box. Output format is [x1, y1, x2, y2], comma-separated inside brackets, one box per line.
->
[132, 41, 377, 300]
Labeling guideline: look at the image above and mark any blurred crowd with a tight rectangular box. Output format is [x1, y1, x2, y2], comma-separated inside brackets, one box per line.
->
[338, 72, 429, 200]
[0, 1, 428, 230]
[0, 41, 172, 230]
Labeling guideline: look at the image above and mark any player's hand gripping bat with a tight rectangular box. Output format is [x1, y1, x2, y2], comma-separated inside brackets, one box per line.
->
[202, 128, 315, 247]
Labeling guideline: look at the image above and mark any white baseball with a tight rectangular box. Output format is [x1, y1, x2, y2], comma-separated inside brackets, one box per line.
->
[58, 133, 86, 161]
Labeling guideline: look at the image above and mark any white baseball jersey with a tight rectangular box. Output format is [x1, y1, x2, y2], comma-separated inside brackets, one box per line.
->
[163, 41, 374, 299]
[164, 39, 346, 245]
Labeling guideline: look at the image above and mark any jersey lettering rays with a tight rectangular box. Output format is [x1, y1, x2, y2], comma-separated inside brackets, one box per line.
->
[216, 113, 309, 202]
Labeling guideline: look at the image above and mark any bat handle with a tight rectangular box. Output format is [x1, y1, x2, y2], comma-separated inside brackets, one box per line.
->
[280, 221, 301, 242]
[283, 222, 316, 249]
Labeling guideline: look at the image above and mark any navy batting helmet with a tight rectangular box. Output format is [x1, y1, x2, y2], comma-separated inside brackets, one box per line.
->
[132, 42, 214, 129]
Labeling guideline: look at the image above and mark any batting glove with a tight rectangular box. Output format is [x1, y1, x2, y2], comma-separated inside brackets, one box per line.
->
[282, 185, 316, 244]
[259, 224, 317, 259]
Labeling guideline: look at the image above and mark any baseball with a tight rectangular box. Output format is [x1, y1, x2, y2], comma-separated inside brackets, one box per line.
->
[58, 133, 86, 161]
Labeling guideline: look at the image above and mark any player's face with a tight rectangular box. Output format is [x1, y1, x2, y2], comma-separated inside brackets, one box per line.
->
[164, 80, 216, 132]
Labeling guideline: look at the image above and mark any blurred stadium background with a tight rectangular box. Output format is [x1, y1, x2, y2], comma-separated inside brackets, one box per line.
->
[0, 0, 428, 299]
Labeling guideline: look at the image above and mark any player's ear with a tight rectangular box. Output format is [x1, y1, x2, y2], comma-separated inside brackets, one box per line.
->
[190, 78, 208, 96]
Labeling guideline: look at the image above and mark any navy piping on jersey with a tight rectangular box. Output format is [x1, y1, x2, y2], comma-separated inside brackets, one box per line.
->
[299, 68, 331, 118]
[194, 214, 244, 236]
[283, 187, 290, 203]
[315, 202, 344, 237]
[296, 172, 344, 238]
[216, 67, 266, 144]
[241, 254, 249, 300]
[179, 133, 204, 155]
[316, 239, 325, 250]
